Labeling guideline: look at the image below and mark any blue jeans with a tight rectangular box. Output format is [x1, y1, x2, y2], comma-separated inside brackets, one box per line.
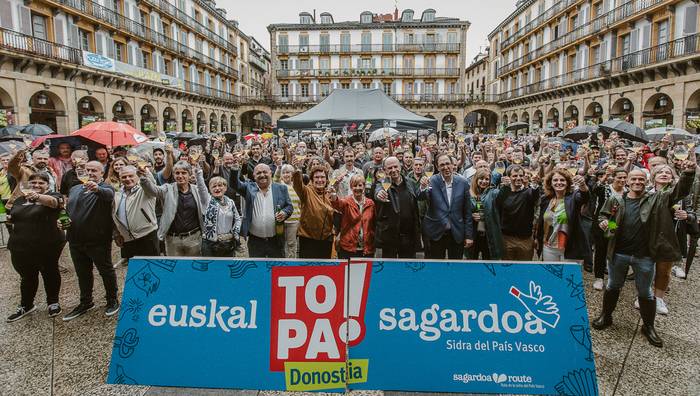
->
[607, 253, 655, 300]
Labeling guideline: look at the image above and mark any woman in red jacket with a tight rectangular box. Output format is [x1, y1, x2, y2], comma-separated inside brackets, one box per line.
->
[330, 174, 375, 259]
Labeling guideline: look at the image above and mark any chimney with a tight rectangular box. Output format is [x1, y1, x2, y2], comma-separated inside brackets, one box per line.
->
[394, 7, 399, 21]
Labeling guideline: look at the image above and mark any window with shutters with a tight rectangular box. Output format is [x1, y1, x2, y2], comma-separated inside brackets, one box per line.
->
[79, 29, 90, 51]
[31, 14, 47, 40]
[340, 33, 350, 52]
[114, 41, 124, 62]
[320, 58, 330, 71]
[320, 34, 330, 52]
[657, 20, 668, 44]
[382, 32, 393, 51]
[683, 5, 698, 35]
[361, 32, 371, 51]
[299, 34, 309, 52]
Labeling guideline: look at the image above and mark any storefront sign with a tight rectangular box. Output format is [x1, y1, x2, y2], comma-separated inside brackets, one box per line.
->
[644, 118, 667, 129]
[108, 258, 597, 394]
[79, 115, 100, 128]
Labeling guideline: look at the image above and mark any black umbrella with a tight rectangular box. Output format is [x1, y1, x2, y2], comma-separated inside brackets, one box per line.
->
[174, 132, 199, 140]
[563, 125, 598, 141]
[0, 140, 27, 155]
[0, 125, 23, 136]
[20, 123, 54, 137]
[539, 126, 562, 136]
[506, 121, 529, 131]
[599, 120, 648, 143]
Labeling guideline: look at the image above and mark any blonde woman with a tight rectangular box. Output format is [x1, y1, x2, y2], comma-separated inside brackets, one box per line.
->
[276, 164, 301, 258]
[195, 168, 241, 257]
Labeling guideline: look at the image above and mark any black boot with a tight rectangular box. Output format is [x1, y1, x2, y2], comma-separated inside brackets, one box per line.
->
[592, 288, 620, 330]
[639, 298, 663, 348]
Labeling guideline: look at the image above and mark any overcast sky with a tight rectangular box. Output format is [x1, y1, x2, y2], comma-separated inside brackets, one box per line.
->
[220, 0, 516, 62]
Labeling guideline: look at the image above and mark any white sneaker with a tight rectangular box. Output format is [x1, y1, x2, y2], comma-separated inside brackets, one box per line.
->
[671, 266, 686, 278]
[634, 298, 639, 310]
[593, 278, 604, 291]
[656, 297, 669, 315]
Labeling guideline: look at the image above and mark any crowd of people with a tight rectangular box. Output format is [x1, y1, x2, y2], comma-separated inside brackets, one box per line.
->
[0, 129, 697, 349]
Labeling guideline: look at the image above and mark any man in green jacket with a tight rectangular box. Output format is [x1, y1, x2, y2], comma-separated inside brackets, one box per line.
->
[593, 162, 696, 348]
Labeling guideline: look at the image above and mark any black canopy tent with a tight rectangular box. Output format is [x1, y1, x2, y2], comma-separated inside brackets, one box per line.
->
[276, 89, 438, 133]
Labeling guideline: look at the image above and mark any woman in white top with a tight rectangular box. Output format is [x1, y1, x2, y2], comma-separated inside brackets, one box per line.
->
[195, 167, 242, 257]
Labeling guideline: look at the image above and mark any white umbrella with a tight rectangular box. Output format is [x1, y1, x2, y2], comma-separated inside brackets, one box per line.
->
[368, 127, 400, 142]
[644, 127, 693, 142]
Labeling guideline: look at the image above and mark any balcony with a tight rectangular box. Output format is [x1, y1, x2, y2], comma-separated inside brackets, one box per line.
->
[140, 0, 231, 50]
[276, 68, 461, 79]
[275, 42, 460, 55]
[499, 33, 700, 102]
[264, 93, 499, 105]
[0, 27, 81, 64]
[0, 26, 239, 106]
[500, 0, 579, 50]
[51, 0, 237, 78]
[499, 0, 665, 76]
[185, 81, 239, 103]
[249, 54, 268, 71]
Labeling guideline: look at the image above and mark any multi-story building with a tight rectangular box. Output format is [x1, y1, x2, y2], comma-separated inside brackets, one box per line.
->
[266, 9, 498, 131]
[464, 48, 499, 131]
[488, 0, 700, 132]
[248, 37, 271, 100]
[0, 0, 268, 135]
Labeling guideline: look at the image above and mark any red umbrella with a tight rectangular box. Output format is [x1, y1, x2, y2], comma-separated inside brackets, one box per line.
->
[71, 121, 149, 147]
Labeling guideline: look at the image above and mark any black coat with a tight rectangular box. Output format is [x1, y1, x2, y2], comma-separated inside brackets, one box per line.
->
[536, 189, 591, 262]
[373, 178, 421, 248]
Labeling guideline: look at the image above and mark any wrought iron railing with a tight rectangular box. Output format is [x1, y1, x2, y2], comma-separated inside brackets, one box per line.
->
[276, 42, 460, 55]
[0, 27, 81, 64]
[499, 0, 664, 76]
[499, 33, 699, 101]
[276, 67, 461, 78]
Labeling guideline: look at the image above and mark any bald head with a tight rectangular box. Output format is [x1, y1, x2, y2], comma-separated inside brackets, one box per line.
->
[253, 163, 272, 189]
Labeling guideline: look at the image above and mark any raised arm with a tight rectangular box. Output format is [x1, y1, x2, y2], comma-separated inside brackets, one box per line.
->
[139, 171, 167, 199]
[292, 169, 307, 202]
[194, 167, 211, 208]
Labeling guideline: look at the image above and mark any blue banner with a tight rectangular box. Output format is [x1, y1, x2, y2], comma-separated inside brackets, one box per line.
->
[107, 258, 597, 395]
[349, 259, 597, 394]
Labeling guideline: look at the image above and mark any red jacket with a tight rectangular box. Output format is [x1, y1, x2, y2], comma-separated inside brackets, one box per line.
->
[332, 195, 375, 255]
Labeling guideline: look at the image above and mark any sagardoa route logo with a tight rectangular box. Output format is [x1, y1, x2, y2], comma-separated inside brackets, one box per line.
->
[270, 261, 371, 391]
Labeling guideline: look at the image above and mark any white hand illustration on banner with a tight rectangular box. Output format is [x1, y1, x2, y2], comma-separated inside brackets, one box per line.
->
[509, 281, 560, 329]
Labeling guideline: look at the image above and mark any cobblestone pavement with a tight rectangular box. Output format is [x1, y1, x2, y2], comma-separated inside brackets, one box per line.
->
[0, 239, 698, 396]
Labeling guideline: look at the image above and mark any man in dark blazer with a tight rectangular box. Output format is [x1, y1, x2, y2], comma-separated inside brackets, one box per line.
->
[230, 163, 293, 258]
[419, 154, 474, 259]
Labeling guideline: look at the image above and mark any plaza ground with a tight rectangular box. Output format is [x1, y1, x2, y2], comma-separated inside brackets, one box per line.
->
[0, 241, 698, 396]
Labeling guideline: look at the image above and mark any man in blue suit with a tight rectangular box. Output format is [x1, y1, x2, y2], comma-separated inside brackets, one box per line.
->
[230, 163, 293, 258]
[419, 154, 474, 259]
